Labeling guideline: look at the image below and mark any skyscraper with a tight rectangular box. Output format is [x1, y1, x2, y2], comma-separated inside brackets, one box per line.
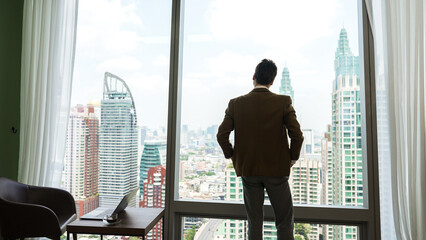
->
[140, 126, 147, 146]
[300, 129, 314, 159]
[99, 72, 138, 207]
[140, 165, 166, 240]
[321, 125, 334, 205]
[279, 66, 295, 103]
[139, 140, 167, 195]
[331, 28, 361, 240]
[321, 125, 334, 240]
[223, 165, 278, 239]
[290, 154, 322, 240]
[290, 128, 322, 240]
[223, 166, 247, 239]
[63, 104, 100, 217]
[290, 155, 322, 205]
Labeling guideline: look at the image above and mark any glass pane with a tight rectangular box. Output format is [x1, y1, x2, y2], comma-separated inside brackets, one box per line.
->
[182, 217, 359, 240]
[179, 0, 364, 207]
[61, 1, 171, 235]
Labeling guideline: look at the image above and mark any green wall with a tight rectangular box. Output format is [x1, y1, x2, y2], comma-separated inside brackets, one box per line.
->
[0, 0, 24, 180]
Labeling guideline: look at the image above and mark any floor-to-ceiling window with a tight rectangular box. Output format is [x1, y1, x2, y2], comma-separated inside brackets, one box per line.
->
[165, 0, 380, 239]
[64, 0, 380, 239]
[63, 1, 172, 239]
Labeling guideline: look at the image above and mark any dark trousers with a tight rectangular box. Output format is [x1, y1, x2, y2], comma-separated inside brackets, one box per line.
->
[242, 176, 294, 240]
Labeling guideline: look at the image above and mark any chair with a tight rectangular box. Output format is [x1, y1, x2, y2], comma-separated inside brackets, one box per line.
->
[0, 177, 77, 240]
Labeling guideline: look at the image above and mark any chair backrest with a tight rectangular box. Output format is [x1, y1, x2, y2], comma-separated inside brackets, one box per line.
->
[0, 177, 29, 203]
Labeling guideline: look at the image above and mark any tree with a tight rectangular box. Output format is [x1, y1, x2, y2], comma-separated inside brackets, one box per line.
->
[184, 225, 196, 240]
[295, 223, 312, 240]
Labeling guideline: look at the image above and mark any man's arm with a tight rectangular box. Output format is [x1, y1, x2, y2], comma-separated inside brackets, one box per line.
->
[283, 97, 304, 161]
[217, 100, 234, 159]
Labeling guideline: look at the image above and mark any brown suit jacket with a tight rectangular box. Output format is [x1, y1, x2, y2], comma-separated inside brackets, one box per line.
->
[217, 88, 304, 176]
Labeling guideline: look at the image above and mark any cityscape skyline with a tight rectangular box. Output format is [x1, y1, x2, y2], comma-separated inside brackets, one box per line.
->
[72, 0, 360, 132]
[63, 1, 363, 239]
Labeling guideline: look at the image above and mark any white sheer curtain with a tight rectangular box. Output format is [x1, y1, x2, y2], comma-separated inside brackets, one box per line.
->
[365, 0, 426, 239]
[19, 0, 78, 187]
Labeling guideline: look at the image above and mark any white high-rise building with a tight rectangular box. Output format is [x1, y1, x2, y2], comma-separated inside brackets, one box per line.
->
[321, 127, 334, 240]
[289, 154, 322, 240]
[63, 105, 87, 198]
[300, 129, 314, 159]
[99, 72, 138, 207]
[223, 166, 247, 240]
[223, 166, 279, 240]
[289, 154, 322, 205]
[331, 28, 361, 240]
[321, 126, 334, 206]
[63, 104, 100, 217]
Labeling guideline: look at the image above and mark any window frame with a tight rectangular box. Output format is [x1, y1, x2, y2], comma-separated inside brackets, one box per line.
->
[164, 0, 381, 239]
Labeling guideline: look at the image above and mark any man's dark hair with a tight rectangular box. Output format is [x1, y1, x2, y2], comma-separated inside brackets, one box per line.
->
[254, 59, 278, 85]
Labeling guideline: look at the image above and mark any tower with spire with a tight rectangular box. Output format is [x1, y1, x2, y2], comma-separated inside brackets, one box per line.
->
[329, 28, 361, 240]
[279, 66, 295, 103]
[334, 28, 359, 90]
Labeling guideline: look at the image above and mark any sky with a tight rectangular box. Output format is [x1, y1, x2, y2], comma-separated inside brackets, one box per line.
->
[71, 0, 361, 134]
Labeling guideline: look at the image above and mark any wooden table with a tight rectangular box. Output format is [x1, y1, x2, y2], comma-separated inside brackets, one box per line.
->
[66, 207, 165, 240]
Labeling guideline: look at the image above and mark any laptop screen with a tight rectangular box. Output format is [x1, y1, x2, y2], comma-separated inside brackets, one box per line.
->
[112, 188, 138, 214]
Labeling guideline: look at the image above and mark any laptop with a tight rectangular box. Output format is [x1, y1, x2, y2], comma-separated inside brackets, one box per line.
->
[80, 189, 138, 220]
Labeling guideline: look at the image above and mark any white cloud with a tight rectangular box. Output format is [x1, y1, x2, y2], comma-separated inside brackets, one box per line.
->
[181, 52, 258, 100]
[207, 52, 258, 74]
[153, 55, 170, 67]
[102, 30, 140, 52]
[292, 69, 318, 76]
[138, 36, 170, 44]
[207, 0, 337, 51]
[188, 34, 214, 43]
[96, 56, 142, 73]
[77, 0, 143, 54]
[125, 73, 169, 93]
[80, 0, 142, 27]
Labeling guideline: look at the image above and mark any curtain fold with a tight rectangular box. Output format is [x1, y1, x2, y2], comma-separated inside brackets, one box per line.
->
[365, 0, 426, 239]
[19, 0, 78, 187]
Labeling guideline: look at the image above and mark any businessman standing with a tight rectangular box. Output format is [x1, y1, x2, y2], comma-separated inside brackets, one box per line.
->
[217, 59, 304, 240]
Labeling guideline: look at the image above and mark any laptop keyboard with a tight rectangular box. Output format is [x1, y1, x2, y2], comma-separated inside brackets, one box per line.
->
[96, 209, 114, 217]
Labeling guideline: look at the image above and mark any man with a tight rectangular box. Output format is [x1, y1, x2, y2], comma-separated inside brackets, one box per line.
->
[217, 59, 304, 240]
